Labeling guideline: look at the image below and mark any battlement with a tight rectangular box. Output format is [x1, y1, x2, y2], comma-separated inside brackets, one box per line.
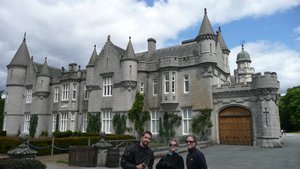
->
[252, 71, 279, 89]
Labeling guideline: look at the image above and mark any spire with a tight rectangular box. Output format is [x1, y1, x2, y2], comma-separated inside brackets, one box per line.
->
[39, 57, 51, 76]
[197, 8, 215, 37]
[125, 36, 136, 59]
[8, 35, 31, 67]
[217, 27, 230, 54]
[87, 45, 98, 67]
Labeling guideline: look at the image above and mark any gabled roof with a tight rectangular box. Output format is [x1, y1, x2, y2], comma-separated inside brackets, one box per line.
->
[8, 36, 31, 67]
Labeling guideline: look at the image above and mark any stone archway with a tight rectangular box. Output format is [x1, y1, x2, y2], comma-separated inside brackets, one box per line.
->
[219, 106, 253, 145]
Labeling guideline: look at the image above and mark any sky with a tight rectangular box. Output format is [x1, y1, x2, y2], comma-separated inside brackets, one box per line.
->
[0, 0, 300, 95]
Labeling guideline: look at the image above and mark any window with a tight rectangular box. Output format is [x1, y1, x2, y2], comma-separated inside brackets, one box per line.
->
[182, 109, 192, 135]
[62, 84, 70, 101]
[24, 113, 30, 133]
[164, 73, 169, 93]
[82, 112, 88, 132]
[151, 110, 159, 134]
[52, 114, 57, 132]
[101, 110, 112, 133]
[184, 75, 189, 93]
[153, 81, 157, 95]
[72, 84, 77, 100]
[84, 85, 89, 100]
[60, 112, 68, 131]
[25, 89, 32, 103]
[140, 82, 144, 93]
[70, 112, 76, 131]
[171, 72, 176, 93]
[103, 77, 112, 96]
[54, 87, 59, 102]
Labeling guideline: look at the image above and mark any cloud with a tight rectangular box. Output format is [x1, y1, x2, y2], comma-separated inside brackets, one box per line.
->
[0, 0, 300, 91]
[229, 41, 300, 94]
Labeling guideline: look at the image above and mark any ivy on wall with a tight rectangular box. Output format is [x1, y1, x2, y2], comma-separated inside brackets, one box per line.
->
[159, 112, 181, 137]
[86, 112, 101, 133]
[29, 115, 38, 137]
[112, 113, 129, 134]
[191, 108, 213, 141]
[128, 92, 150, 136]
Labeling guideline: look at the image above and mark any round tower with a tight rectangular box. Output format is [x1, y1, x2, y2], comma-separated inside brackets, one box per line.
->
[196, 8, 217, 59]
[36, 57, 50, 95]
[121, 37, 138, 85]
[5, 35, 31, 135]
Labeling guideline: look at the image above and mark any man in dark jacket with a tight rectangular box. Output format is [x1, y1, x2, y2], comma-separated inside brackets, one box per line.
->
[186, 134, 207, 169]
[121, 131, 154, 169]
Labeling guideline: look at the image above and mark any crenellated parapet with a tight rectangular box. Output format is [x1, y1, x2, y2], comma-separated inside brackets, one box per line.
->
[252, 72, 279, 89]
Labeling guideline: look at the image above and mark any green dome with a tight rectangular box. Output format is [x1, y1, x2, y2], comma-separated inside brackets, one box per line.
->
[236, 47, 251, 63]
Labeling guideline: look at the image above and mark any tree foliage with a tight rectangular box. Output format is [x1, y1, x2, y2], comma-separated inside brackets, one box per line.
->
[159, 112, 181, 137]
[113, 113, 129, 134]
[0, 97, 4, 131]
[191, 108, 213, 141]
[279, 86, 300, 131]
[86, 112, 101, 133]
[128, 92, 150, 136]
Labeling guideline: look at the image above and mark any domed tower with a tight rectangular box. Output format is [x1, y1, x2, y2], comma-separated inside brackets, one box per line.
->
[195, 8, 217, 60]
[5, 34, 31, 135]
[234, 44, 255, 83]
[121, 36, 138, 88]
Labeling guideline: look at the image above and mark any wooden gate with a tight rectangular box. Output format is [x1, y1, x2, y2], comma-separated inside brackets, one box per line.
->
[219, 107, 253, 145]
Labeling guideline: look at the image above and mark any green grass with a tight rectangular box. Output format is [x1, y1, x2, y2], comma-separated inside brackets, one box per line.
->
[56, 160, 68, 164]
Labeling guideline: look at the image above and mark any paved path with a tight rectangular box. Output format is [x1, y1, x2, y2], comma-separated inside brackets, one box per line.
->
[40, 133, 299, 169]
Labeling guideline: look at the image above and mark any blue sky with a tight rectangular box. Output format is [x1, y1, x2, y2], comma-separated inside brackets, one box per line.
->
[0, 0, 300, 94]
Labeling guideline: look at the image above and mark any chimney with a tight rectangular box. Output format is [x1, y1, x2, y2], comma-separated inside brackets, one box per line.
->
[147, 38, 156, 53]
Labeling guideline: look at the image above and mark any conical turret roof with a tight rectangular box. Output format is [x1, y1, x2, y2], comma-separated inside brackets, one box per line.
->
[39, 57, 50, 77]
[87, 45, 98, 67]
[217, 27, 230, 54]
[198, 8, 215, 36]
[125, 36, 136, 59]
[8, 34, 31, 67]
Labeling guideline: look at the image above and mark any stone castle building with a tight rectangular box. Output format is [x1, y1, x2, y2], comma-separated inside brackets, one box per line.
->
[3, 9, 282, 147]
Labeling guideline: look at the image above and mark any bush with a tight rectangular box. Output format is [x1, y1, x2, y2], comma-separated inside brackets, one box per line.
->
[0, 159, 46, 169]
[0, 131, 6, 136]
[0, 137, 21, 153]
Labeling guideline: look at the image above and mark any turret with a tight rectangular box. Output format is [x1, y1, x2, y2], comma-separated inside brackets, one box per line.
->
[196, 8, 217, 63]
[36, 57, 51, 96]
[86, 45, 97, 86]
[217, 27, 230, 73]
[234, 44, 255, 83]
[121, 36, 138, 85]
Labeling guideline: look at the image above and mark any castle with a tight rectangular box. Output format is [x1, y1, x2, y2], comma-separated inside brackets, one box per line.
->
[3, 9, 282, 147]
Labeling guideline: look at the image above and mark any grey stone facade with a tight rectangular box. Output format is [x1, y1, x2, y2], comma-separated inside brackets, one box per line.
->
[3, 9, 281, 147]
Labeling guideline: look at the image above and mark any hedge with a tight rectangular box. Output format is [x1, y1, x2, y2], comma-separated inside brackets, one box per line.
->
[0, 159, 46, 169]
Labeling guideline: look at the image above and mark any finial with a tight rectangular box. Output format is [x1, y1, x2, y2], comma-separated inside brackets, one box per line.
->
[107, 35, 111, 41]
[240, 40, 245, 50]
[94, 44, 96, 48]
[129, 36, 131, 40]
[23, 32, 27, 42]
[218, 27, 221, 32]
[31, 56, 34, 60]
[45, 57, 47, 62]
[204, 8, 207, 15]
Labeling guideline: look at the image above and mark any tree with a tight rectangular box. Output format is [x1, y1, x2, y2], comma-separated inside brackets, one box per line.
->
[279, 86, 300, 132]
[0, 96, 4, 131]
[128, 92, 150, 136]
[191, 108, 213, 141]
[29, 115, 38, 137]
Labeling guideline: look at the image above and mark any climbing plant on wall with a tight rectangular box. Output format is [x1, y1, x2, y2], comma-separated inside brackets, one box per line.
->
[29, 115, 38, 137]
[159, 112, 181, 137]
[128, 92, 150, 136]
[86, 112, 101, 133]
[191, 108, 213, 141]
[113, 113, 129, 134]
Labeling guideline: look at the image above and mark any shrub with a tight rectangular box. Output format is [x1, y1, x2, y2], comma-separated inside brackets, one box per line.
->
[0, 159, 46, 169]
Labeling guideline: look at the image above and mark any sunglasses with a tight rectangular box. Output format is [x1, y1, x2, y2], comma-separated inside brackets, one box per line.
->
[169, 144, 178, 147]
[186, 140, 195, 144]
